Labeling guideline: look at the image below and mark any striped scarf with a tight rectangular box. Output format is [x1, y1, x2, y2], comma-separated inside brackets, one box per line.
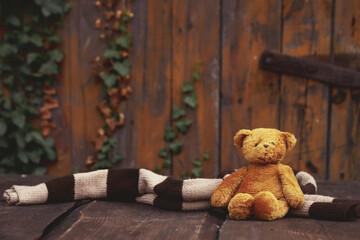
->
[3, 168, 359, 221]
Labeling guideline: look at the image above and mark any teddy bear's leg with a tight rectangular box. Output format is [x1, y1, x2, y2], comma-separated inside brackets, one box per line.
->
[253, 191, 279, 220]
[228, 193, 254, 220]
[276, 200, 290, 219]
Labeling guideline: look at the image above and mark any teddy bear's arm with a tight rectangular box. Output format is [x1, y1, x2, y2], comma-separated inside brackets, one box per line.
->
[279, 164, 304, 209]
[211, 167, 248, 208]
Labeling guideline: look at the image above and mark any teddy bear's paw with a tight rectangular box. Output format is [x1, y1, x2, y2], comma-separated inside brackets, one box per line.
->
[253, 191, 279, 221]
[228, 193, 254, 220]
[210, 189, 234, 208]
[287, 195, 304, 209]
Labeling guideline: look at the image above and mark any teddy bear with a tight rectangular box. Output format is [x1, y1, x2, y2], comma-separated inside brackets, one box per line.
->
[211, 128, 304, 220]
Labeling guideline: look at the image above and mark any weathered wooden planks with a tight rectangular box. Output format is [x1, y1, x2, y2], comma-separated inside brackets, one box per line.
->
[218, 180, 360, 240]
[0, 174, 77, 240]
[220, 0, 282, 171]
[329, 0, 360, 181]
[280, 0, 331, 179]
[37, 0, 360, 180]
[171, 0, 220, 178]
[131, 0, 172, 171]
[42, 201, 224, 240]
[115, 0, 148, 169]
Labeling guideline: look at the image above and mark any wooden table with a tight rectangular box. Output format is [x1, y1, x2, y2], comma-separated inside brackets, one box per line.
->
[1, 174, 360, 240]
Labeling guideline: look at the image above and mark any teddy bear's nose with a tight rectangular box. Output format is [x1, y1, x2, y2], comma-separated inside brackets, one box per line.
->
[263, 144, 269, 148]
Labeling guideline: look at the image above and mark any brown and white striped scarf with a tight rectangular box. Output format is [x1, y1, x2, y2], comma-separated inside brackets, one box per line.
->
[3, 168, 359, 221]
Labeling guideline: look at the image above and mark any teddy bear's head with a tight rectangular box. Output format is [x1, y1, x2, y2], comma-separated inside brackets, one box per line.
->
[234, 128, 296, 164]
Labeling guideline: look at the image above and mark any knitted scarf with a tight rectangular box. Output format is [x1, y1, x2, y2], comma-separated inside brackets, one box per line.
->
[3, 168, 359, 221]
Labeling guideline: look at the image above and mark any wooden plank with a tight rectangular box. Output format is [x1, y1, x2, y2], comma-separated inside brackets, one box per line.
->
[46, 0, 74, 176]
[280, 0, 331, 179]
[42, 201, 223, 240]
[329, 0, 360, 181]
[219, 217, 360, 240]
[128, 0, 172, 171]
[171, 0, 220, 178]
[218, 181, 360, 240]
[48, 0, 105, 173]
[0, 174, 76, 240]
[221, 0, 281, 171]
[115, 0, 148, 169]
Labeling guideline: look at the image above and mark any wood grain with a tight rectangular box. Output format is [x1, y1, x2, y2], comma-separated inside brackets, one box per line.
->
[280, 0, 331, 179]
[220, 0, 282, 171]
[219, 180, 360, 240]
[115, 0, 148, 169]
[0, 174, 76, 240]
[171, 0, 220, 178]
[329, 0, 360, 181]
[42, 201, 224, 240]
[130, 0, 172, 171]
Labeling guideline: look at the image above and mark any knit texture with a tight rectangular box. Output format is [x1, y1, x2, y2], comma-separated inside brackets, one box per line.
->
[3, 168, 359, 221]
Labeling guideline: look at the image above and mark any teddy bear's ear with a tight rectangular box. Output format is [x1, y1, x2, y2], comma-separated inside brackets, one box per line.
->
[282, 132, 297, 151]
[234, 129, 252, 149]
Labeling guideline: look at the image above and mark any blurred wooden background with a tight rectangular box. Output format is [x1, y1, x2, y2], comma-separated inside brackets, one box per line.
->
[47, 0, 360, 181]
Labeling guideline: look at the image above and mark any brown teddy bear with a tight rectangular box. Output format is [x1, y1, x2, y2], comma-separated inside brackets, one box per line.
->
[211, 128, 304, 220]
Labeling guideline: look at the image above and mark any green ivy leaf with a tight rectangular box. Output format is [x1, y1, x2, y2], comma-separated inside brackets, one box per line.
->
[113, 60, 131, 77]
[48, 34, 62, 43]
[40, 61, 58, 74]
[175, 119, 192, 134]
[181, 81, 194, 93]
[183, 92, 198, 109]
[3, 75, 15, 86]
[164, 127, 177, 142]
[27, 52, 41, 64]
[96, 160, 113, 169]
[118, 22, 127, 33]
[18, 152, 28, 164]
[13, 112, 26, 129]
[15, 132, 25, 148]
[29, 34, 43, 47]
[28, 151, 41, 164]
[48, 49, 64, 62]
[32, 167, 47, 176]
[162, 158, 171, 168]
[169, 141, 183, 155]
[0, 43, 17, 57]
[153, 166, 161, 174]
[100, 73, 118, 88]
[171, 105, 186, 120]
[0, 122, 7, 136]
[6, 15, 21, 27]
[113, 152, 124, 164]
[193, 158, 202, 167]
[193, 71, 201, 80]
[181, 172, 190, 180]
[191, 167, 203, 178]
[103, 48, 121, 59]
[116, 35, 131, 49]
[64, 2, 72, 13]
[158, 148, 168, 158]
[203, 150, 210, 160]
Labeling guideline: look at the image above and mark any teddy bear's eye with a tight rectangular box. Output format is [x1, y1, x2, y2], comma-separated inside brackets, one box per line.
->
[255, 143, 259, 147]
[271, 142, 275, 145]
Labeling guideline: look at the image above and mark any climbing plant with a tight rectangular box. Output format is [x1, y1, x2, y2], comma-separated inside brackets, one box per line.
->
[86, 0, 133, 170]
[155, 63, 210, 179]
[0, 0, 71, 174]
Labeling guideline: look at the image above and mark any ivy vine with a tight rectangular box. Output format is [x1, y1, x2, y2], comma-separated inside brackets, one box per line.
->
[86, 0, 133, 170]
[0, 0, 70, 174]
[155, 63, 210, 179]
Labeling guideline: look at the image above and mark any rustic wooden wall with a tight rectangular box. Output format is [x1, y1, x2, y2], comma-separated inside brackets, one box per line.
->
[47, 0, 360, 181]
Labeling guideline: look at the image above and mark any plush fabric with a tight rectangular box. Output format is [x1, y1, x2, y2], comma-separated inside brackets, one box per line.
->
[3, 168, 359, 220]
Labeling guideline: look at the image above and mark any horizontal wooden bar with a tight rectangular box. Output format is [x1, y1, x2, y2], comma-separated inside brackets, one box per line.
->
[259, 50, 360, 88]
